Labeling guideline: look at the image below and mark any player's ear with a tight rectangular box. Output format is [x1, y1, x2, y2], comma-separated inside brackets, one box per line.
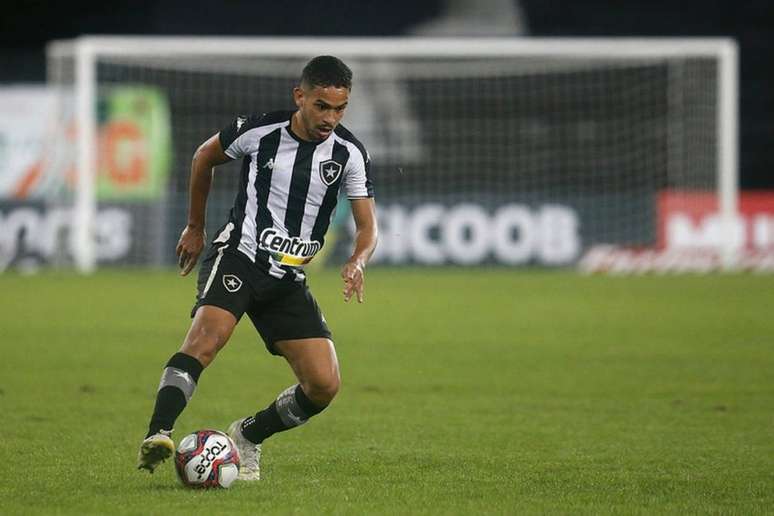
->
[292, 86, 304, 108]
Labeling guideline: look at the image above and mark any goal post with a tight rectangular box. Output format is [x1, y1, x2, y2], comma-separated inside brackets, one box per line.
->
[75, 39, 98, 273]
[46, 36, 739, 272]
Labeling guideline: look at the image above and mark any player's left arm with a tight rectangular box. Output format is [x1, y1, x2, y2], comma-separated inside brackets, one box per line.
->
[341, 198, 377, 303]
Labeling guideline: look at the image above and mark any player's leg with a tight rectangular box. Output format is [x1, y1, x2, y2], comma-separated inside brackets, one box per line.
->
[146, 305, 237, 436]
[243, 337, 340, 441]
[138, 306, 237, 472]
[228, 278, 336, 480]
[228, 338, 339, 480]
[277, 337, 341, 407]
[138, 246, 251, 473]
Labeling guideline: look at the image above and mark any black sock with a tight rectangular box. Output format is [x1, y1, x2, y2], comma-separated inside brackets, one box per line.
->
[146, 352, 204, 437]
[240, 384, 327, 444]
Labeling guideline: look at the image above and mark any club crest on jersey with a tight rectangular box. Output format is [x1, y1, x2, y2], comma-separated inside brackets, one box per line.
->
[222, 274, 242, 293]
[319, 160, 342, 186]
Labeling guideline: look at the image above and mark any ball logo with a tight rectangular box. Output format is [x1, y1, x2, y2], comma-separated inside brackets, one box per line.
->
[176, 430, 240, 489]
[192, 441, 227, 480]
[319, 159, 342, 186]
[222, 274, 242, 292]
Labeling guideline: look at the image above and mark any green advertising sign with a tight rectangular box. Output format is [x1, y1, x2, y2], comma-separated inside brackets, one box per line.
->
[97, 87, 171, 201]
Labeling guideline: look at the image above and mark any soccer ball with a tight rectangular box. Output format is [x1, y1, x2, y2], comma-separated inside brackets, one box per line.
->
[174, 429, 240, 489]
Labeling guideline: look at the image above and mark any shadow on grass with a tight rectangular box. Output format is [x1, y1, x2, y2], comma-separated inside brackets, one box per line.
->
[146, 484, 185, 492]
[145, 483, 249, 494]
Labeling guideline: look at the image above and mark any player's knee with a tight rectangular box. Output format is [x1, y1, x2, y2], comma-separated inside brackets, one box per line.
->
[303, 370, 340, 406]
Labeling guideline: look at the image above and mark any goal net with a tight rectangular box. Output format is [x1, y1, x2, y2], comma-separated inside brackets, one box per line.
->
[39, 37, 737, 272]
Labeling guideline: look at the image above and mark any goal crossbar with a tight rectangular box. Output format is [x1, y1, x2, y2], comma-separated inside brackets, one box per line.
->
[51, 36, 736, 58]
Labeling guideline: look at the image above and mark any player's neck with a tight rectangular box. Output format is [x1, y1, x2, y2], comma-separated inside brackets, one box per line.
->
[290, 111, 315, 142]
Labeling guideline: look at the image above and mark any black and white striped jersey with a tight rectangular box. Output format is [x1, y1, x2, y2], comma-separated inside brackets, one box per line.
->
[213, 110, 373, 281]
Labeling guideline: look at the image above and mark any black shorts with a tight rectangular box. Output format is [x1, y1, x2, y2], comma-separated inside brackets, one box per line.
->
[191, 245, 331, 355]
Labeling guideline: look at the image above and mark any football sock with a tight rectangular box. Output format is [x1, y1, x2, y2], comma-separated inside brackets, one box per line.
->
[146, 352, 204, 438]
[240, 384, 326, 444]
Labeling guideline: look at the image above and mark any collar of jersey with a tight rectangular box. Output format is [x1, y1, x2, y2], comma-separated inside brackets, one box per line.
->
[284, 118, 332, 146]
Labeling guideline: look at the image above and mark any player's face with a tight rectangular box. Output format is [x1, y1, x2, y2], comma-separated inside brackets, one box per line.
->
[293, 84, 349, 141]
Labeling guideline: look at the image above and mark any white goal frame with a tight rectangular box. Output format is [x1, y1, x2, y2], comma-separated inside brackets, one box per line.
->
[48, 36, 739, 272]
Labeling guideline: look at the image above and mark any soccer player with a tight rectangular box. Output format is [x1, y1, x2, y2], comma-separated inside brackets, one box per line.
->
[136, 56, 377, 481]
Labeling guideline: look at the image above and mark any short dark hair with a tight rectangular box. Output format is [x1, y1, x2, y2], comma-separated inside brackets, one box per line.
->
[300, 55, 353, 90]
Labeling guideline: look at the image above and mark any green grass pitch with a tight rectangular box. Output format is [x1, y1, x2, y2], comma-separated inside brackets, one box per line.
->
[1, 269, 773, 514]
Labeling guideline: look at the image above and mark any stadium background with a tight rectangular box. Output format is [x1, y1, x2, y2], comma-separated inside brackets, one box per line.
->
[2, 0, 773, 271]
[1, 2, 773, 514]
[2, 0, 773, 190]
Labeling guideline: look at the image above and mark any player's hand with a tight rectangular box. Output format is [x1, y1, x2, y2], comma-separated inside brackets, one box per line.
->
[341, 259, 365, 303]
[176, 225, 206, 276]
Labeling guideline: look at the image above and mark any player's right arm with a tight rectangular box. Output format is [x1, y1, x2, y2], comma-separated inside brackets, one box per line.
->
[177, 134, 231, 276]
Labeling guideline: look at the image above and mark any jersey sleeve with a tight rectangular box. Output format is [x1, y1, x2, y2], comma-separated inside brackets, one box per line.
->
[218, 114, 262, 159]
[343, 147, 374, 199]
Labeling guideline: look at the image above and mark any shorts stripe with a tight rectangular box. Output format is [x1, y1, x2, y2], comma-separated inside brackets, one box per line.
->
[201, 246, 226, 298]
[213, 222, 234, 244]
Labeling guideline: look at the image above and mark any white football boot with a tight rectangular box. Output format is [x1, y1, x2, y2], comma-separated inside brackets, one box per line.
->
[227, 418, 262, 481]
[137, 429, 175, 473]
